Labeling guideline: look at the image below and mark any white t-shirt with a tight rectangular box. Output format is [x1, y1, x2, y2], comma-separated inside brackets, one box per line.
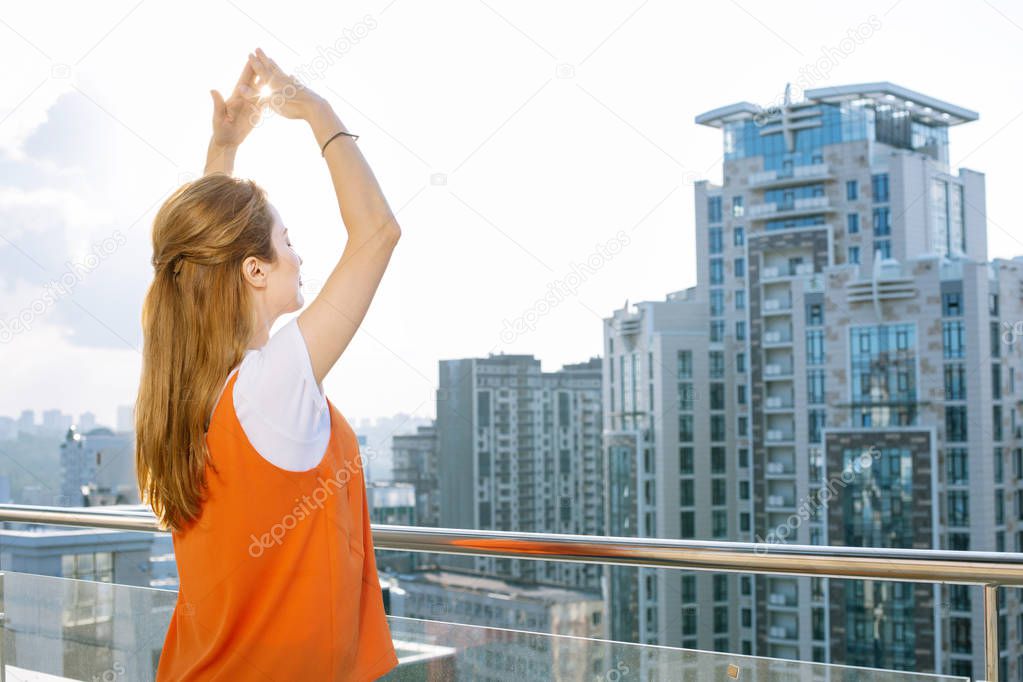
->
[210, 317, 331, 472]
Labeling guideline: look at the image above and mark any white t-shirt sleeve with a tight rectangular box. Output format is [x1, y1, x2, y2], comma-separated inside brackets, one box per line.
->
[232, 317, 331, 471]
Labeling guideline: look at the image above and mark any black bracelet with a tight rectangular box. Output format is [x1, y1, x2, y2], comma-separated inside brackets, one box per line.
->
[321, 130, 359, 156]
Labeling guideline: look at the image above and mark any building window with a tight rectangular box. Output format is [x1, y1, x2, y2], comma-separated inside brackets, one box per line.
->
[848, 246, 860, 264]
[710, 258, 724, 284]
[945, 406, 968, 442]
[710, 383, 725, 410]
[677, 350, 692, 379]
[679, 382, 695, 410]
[732, 195, 744, 217]
[714, 575, 729, 601]
[713, 606, 728, 633]
[733, 226, 745, 246]
[736, 352, 746, 373]
[873, 239, 891, 259]
[680, 479, 694, 506]
[735, 289, 746, 310]
[707, 196, 722, 223]
[709, 226, 723, 254]
[679, 415, 694, 442]
[712, 511, 728, 538]
[846, 179, 859, 201]
[736, 320, 746, 341]
[711, 447, 726, 473]
[871, 173, 889, 203]
[712, 479, 726, 506]
[710, 320, 725, 342]
[680, 512, 695, 539]
[943, 321, 965, 358]
[947, 448, 968, 484]
[681, 575, 696, 602]
[734, 257, 746, 278]
[679, 447, 694, 474]
[942, 291, 962, 316]
[948, 491, 970, 527]
[737, 384, 747, 404]
[806, 303, 823, 326]
[62, 552, 114, 582]
[944, 364, 966, 400]
[808, 369, 825, 404]
[709, 352, 725, 378]
[847, 213, 859, 234]
[872, 207, 891, 235]
[806, 329, 825, 365]
[710, 289, 724, 316]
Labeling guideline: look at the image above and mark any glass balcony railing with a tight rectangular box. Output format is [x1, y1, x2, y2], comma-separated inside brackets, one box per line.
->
[0, 570, 970, 682]
[1, 504, 1021, 681]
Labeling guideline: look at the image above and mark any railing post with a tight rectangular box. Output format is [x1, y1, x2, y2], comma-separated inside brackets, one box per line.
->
[984, 584, 998, 682]
[0, 571, 6, 682]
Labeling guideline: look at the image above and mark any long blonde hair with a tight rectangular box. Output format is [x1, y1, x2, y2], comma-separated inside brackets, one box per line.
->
[135, 174, 276, 532]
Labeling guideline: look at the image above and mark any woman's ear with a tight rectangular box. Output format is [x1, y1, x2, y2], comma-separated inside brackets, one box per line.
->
[241, 256, 268, 289]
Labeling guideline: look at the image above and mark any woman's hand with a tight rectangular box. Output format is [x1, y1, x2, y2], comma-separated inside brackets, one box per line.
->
[248, 47, 326, 121]
[210, 59, 263, 148]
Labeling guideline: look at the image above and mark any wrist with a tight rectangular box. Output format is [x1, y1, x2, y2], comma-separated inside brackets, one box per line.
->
[305, 102, 345, 146]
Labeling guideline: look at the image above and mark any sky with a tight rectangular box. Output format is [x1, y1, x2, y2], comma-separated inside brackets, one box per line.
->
[1, 0, 1022, 429]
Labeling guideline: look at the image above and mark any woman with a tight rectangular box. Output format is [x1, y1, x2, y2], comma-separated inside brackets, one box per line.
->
[136, 48, 401, 680]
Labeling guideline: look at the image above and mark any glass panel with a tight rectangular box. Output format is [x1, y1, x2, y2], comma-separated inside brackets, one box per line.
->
[0, 571, 970, 682]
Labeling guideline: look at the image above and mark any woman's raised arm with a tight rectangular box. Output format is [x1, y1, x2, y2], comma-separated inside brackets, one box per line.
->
[248, 48, 402, 388]
[204, 59, 262, 176]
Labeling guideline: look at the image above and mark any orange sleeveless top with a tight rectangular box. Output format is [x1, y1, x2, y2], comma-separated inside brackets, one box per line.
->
[156, 370, 399, 681]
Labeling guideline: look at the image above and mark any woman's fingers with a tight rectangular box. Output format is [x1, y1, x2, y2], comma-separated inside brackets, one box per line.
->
[254, 47, 280, 75]
[233, 60, 257, 96]
[248, 52, 269, 81]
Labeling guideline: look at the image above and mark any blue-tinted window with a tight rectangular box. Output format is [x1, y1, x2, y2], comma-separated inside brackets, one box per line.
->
[873, 207, 891, 235]
[846, 180, 859, 200]
[710, 289, 724, 316]
[942, 291, 962, 316]
[709, 226, 723, 254]
[708, 196, 723, 223]
[848, 246, 860, 264]
[874, 239, 891, 259]
[732, 196, 744, 217]
[710, 258, 724, 284]
[871, 173, 890, 203]
[734, 257, 745, 278]
[849, 324, 917, 425]
[847, 213, 859, 234]
[733, 226, 745, 246]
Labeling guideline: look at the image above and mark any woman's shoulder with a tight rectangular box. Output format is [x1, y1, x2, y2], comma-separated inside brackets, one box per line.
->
[231, 318, 331, 471]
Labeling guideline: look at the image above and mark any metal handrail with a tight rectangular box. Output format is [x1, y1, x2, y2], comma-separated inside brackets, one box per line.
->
[0, 503, 1016, 680]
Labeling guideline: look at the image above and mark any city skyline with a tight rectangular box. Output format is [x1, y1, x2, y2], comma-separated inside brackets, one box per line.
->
[2, 2, 1023, 428]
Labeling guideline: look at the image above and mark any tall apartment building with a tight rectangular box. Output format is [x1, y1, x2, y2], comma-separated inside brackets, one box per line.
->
[60, 425, 138, 507]
[604, 82, 1023, 678]
[393, 423, 440, 528]
[436, 354, 604, 592]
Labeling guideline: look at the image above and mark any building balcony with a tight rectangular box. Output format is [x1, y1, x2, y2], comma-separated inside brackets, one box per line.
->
[747, 196, 835, 220]
[761, 297, 793, 314]
[761, 261, 817, 280]
[762, 329, 793, 346]
[0, 504, 1013, 682]
[764, 395, 794, 410]
[747, 163, 834, 189]
[765, 461, 796, 477]
[763, 363, 794, 379]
